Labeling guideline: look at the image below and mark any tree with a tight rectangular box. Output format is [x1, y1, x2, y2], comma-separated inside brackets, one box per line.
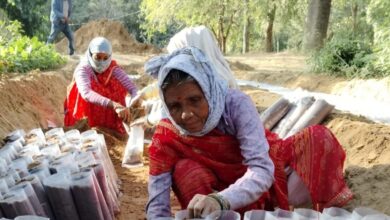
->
[242, 0, 250, 53]
[265, 1, 276, 52]
[0, 0, 50, 40]
[141, 0, 244, 53]
[367, 0, 390, 75]
[303, 0, 332, 50]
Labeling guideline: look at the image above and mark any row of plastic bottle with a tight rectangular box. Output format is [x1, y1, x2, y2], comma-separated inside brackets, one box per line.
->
[158, 207, 389, 220]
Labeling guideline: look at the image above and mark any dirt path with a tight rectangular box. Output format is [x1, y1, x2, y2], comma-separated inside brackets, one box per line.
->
[0, 52, 389, 219]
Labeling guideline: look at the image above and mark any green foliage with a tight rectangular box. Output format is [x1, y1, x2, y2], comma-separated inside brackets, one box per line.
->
[140, 0, 245, 52]
[367, 0, 390, 76]
[0, 0, 50, 41]
[0, 20, 66, 74]
[309, 32, 374, 78]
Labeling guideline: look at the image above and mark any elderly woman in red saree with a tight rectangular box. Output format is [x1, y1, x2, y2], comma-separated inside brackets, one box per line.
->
[64, 37, 137, 135]
[144, 47, 352, 219]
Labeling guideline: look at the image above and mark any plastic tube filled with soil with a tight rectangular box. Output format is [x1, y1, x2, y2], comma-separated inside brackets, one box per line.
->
[43, 172, 80, 220]
[70, 168, 111, 220]
[285, 99, 334, 138]
[274, 96, 315, 139]
[90, 163, 117, 216]
[260, 97, 291, 130]
[22, 174, 54, 219]
[0, 187, 36, 218]
[11, 181, 46, 217]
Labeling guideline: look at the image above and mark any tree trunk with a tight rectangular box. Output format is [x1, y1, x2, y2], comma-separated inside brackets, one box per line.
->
[217, 0, 226, 53]
[351, 2, 358, 33]
[265, 3, 276, 52]
[303, 0, 332, 51]
[242, 0, 250, 54]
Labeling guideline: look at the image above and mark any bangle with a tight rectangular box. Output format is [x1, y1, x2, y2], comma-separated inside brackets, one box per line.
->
[207, 193, 230, 210]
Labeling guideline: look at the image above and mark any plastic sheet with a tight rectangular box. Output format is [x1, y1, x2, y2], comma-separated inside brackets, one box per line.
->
[0, 159, 8, 177]
[14, 216, 49, 220]
[44, 127, 65, 140]
[0, 173, 16, 188]
[49, 159, 79, 174]
[75, 151, 96, 168]
[244, 210, 267, 220]
[0, 144, 18, 163]
[28, 162, 51, 182]
[25, 128, 46, 146]
[322, 207, 352, 220]
[4, 129, 25, 143]
[80, 130, 98, 141]
[10, 157, 30, 178]
[0, 179, 9, 195]
[19, 143, 41, 159]
[40, 143, 61, 157]
[65, 129, 82, 149]
[175, 210, 240, 220]
[207, 210, 240, 220]
[175, 210, 202, 220]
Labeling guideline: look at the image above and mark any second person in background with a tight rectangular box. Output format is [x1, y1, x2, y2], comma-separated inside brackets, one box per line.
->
[64, 37, 137, 136]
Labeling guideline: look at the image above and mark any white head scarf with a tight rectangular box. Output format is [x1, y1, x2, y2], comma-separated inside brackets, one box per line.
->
[145, 47, 228, 136]
[87, 37, 112, 73]
[167, 25, 238, 89]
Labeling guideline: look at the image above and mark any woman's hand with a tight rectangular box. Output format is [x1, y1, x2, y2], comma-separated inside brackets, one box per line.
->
[129, 94, 144, 108]
[110, 101, 132, 123]
[187, 194, 221, 218]
[116, 107, 131, 123]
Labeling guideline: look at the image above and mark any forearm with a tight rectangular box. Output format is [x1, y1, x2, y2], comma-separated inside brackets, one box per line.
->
[219, 153, 274, 210]
[75, 66, 111, 107]
[146, 173, 172, 219]
[113, 68, 138, 97]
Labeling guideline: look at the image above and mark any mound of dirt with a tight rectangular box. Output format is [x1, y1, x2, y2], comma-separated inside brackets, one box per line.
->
[229, 60, 255, 71]
[56, 19, 161, 55]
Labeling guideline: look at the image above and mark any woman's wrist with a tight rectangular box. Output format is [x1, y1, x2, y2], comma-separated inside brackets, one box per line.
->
[207, 193, 230, 210]
[109, 100, 122, 110]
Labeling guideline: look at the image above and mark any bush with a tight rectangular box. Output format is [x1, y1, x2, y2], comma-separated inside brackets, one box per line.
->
[0, 20, 66, 74]
[308, 34, 374, 78]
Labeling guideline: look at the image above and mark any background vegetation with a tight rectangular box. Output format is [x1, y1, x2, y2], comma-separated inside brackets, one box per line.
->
[0, 0, 389, 78]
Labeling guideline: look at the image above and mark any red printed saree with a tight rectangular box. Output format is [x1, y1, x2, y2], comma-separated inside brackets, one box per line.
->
[149, 119, 352, 211]
[64, 60, 128, 134]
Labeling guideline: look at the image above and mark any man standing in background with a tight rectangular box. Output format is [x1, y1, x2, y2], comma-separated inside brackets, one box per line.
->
[47, 0, 75, 55]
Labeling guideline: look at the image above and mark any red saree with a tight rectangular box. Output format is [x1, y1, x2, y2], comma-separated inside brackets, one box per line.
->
[64, 61, 128, 134]
[149, 119, 352, 212]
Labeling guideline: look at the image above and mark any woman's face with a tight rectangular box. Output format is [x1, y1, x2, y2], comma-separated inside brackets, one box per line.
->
[163, 81, 209, 133]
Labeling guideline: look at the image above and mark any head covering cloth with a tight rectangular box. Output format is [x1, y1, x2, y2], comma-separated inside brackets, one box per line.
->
[167, 25, 238, 88]
[87, 37, 112, 73]
[145, 47, 228, 136]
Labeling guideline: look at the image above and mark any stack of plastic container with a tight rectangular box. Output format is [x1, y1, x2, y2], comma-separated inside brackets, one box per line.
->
[0, 127, 121, 220]
[168, 207, 390, 220]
